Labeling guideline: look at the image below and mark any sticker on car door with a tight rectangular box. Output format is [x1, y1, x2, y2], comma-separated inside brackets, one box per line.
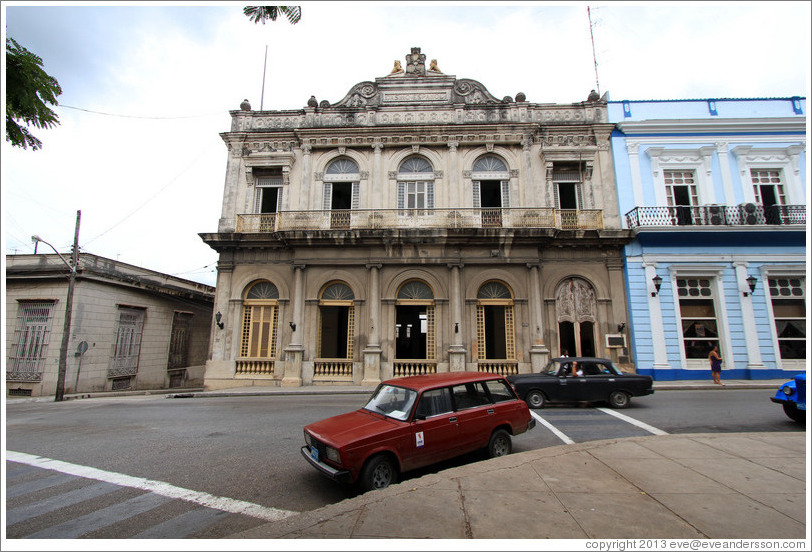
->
[415, 431, 424, 447]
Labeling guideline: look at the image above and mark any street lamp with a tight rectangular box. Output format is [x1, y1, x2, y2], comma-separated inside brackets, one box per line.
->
[32, 210, 81, 402]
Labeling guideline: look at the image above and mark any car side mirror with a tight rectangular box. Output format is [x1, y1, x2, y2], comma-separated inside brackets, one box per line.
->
[412, 413, 426, 421]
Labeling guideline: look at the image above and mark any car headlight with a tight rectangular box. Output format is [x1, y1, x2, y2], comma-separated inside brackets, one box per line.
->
[304, 431, 313, 447]
[326, 446, 341, 464]
[783, 386, 794, 396]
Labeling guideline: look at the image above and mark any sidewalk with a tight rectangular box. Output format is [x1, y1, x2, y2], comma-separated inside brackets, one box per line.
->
[232, 431, 807, 540]
[8, 378, 789, 403]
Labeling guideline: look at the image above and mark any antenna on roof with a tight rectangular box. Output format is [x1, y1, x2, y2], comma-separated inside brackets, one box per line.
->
[260, 45, 268, 111]
[587, 6, 601, 96]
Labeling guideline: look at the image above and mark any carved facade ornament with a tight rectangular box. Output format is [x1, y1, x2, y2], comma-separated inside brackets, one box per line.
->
[462, 170, 472, 179]
[360, 171, 370, 179]
[555, 278, 597, 323]
[510, 169, 519, 178]
[390, 60, 403, 74]
[447, 141, 459, 152]
[405, 47, 427, 76]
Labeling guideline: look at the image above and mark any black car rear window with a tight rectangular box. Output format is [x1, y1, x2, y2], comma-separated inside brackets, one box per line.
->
[482, 379, 516, 402]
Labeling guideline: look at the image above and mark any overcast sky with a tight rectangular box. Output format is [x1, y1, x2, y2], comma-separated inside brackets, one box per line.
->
[3, 1, 810, 288]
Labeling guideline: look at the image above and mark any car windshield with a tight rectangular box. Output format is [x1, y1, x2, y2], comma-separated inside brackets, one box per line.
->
[543, 361, 562, 375]
[363, 384, 418, 421]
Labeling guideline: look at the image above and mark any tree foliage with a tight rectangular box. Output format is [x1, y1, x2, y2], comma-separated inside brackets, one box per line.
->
[5, 37, 63, 151]
[243, 6, 301, 25]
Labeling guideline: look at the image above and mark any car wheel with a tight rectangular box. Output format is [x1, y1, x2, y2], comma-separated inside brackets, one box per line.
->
[487, 429, 512, 458]
[526, 390, 546, 409]
[783, 403, 805, 423]
[608, 390, 630, 409]
[360, 454, 398, 492]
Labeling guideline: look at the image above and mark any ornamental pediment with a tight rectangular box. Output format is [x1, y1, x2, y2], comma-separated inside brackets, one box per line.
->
[327, 47, 503, 108]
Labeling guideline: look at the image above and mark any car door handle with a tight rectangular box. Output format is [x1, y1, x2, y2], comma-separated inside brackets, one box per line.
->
[487, 409, 494, 414]
[449, 417, 457, 423]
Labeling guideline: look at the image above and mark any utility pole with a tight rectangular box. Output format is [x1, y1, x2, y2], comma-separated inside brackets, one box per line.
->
[39, 210, 81, 402]
[260, 44, 268, 111]
[587, 6, 601, 96]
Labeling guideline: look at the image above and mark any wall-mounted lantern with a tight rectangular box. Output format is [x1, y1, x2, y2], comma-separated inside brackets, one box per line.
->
[651, 275, 663, 297]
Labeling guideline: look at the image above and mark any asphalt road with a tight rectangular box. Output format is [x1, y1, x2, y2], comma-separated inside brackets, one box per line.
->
[5, 388, 804, 538]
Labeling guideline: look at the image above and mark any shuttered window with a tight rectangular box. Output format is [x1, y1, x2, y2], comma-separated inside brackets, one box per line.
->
[8, 301, 55, 380]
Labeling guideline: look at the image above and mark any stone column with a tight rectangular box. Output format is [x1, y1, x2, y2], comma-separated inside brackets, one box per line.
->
[362, 264, 382, 386]
[447, 141, 460, 208]
[645, 263, 671, 376]
[527, 263, 549, 372]
[521, 136, 536, 207]
[448, 263, 466, 371]
[300, 144, 312, 210]
[735, 262, 765, 375]
[282, 264, 305, 386]
[372, 142, 383, 209]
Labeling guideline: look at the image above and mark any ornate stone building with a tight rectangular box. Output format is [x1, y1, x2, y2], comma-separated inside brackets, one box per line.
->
[200, 47, 631, 390]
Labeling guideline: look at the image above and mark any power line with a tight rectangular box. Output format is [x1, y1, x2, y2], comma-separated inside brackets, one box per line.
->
[58, 104, 225, 120]
[81, 143, 219, 248]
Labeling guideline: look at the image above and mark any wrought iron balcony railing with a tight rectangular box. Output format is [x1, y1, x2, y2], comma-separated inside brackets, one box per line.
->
[626, 204, 806, 229]
[236, 208, 604, 233]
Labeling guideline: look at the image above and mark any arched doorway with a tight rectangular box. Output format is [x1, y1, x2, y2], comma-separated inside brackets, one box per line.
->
[555, 278, 597, 357]
[476, 281, 517, 375]
[394, 280, 436, 376]
[237, 280, 279, 375]
[314, 282, 355, 379]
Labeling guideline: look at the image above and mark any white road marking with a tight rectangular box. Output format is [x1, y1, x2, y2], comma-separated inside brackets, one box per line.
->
[596, 407, 669, 435]
[5, 450, 297, 522]
[530, 411, 575, 444]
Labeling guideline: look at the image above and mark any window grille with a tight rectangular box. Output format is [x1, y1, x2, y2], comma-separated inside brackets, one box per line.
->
[8, 301, 55, 381]
[109, 307, 144, 378]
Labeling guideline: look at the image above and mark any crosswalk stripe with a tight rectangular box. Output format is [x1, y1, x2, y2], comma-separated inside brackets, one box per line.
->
[24, 491, 170, 538]
[530, 411, 575, 444]
[5, 472, 75, 498]
[596, 407, 669, 435]
[131, 506, 231, 538]
[6, 450, 297, 522]
[6, 480, 121, 526]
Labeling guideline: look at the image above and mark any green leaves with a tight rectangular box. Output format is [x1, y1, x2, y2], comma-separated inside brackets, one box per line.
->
[243, 6, 302, 25]
[5, 37, 63, 151]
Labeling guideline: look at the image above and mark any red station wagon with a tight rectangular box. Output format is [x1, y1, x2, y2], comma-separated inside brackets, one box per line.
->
[301, 372, 535, 491]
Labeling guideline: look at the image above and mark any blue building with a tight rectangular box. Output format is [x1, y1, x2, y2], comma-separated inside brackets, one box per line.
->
[608, 97, 806, 380]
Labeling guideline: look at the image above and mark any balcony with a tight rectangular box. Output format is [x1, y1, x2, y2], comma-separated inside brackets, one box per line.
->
[236, 208, 604, 233]
[626, 204, 806, 229]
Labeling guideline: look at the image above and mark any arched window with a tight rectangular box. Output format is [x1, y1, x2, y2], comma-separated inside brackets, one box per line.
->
[324, 158, 360, 228]
[315, 282, 355, 379]
[555, 278, 597, 357]
[397, 156, 434, 214]
[238, 281, 280, 375]
[472, 155, 510, 227]
[395, 280, 436, 375]
[476, 281, 516, 373]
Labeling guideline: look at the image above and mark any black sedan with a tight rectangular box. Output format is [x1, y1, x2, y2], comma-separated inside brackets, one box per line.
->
[507, 357, 654, 409]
